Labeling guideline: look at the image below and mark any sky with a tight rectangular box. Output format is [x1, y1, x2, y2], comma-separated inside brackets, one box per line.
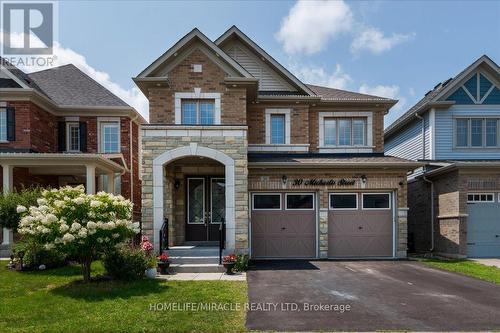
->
[3, 0, 500, 126]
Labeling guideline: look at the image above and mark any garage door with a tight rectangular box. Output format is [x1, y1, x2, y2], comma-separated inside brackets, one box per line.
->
[467, 193, 500, 258]
[251, 193, 316, 258]
[328, 193, 394, 258]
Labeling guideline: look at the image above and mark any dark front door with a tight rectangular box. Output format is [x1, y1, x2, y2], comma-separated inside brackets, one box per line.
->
[186, 177, 225, 242]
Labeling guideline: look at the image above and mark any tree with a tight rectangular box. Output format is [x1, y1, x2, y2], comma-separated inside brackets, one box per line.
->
[17, 185, 139, 282]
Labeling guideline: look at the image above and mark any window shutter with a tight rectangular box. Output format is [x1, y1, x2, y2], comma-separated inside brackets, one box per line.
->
[6, 107, 15, 141]
[58, 122, 66, 152]
[79, 122, 87, 152]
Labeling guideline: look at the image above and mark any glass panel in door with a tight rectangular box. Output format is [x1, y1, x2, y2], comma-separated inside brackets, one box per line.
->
[208, 178, 225, 241]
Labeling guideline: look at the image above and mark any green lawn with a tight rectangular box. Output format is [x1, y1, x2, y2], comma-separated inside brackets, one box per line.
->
[0, 262, 247, 333]
[419, 258, 500, 284]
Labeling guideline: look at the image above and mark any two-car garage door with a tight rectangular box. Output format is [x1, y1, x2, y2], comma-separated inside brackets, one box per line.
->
[251, 192, 395, 259]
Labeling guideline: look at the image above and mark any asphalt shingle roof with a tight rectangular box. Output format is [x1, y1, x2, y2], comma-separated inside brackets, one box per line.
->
[27, 64, 129, 107]
[306, 84, 396, 102]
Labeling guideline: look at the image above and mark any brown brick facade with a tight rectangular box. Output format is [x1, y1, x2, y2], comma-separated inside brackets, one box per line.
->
[409, 168, 500, 258]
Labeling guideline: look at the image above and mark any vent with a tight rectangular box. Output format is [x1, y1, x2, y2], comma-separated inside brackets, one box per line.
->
[192, 64, 202, 73]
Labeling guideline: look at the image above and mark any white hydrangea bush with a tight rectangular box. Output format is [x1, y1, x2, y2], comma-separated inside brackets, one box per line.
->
[17, 185, 140, 281]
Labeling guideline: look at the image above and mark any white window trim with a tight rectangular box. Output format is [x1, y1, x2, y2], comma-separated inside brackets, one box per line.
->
[329, 193, 359, 211]
[66, 122, 80, 152]
[97, 117, 121, 153]
[362, 193, 391, 210]
[285, 193, 315, 211]
[318, 112, 373, 152]
[252, 193, 282, 211]
[175, 89, 221, 125]
[0, 107, 7, 142]
[265, 109, 291, 145]
[467, 193, 495, 203]
[454, 117, 500, 149]
[187, 177, 205, 224]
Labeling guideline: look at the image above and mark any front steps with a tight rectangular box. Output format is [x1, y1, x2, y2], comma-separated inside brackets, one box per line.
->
[165, 246, 225, 273]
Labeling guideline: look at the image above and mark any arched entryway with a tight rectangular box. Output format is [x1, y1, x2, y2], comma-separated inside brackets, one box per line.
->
[152, 143, 235, 251]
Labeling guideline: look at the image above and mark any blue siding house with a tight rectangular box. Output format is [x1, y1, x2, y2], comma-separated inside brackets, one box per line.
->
[385, 55, 500, 258]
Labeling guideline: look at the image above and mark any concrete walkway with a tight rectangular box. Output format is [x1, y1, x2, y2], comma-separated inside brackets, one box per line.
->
[157, 272, 246, 281]
[473, 258, 500, 268]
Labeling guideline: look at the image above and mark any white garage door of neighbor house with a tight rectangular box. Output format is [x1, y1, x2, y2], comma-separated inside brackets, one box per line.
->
[467, 193, 500, 258]
[251, 193, 316, 258]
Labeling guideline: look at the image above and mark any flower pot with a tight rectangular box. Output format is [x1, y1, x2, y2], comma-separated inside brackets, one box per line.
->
[158, 261, 170, 274]
[223, 262, 236, 275]
[145, 267, 157, 279]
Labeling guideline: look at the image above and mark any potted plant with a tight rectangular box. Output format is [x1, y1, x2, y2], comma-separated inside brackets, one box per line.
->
[222, 254, 237, 275]
[157, 253, 170, 274]
[141, 236, 157, 279]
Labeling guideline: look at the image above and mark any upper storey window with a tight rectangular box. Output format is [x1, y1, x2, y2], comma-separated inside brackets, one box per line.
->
[181, 100, 215, 125]
[270, 114, 285, 144]
[456, 118, 499, 148]
[265, 109, 291, 145]
[101, 122, 120, 153]
[324, 118, 367, 146]
[0, 107, 6, 141]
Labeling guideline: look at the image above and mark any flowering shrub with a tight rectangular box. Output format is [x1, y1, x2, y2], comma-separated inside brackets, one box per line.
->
[222, 254, 237, 264]
[17, 185, 139, 282]
[157, 253, 169, 262]
[140, 236, 157, 268]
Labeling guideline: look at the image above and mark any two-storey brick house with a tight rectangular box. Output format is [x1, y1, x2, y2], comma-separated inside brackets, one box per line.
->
[136, 26, 419, 260]
[385, 55, 500, 258]
[0, 59, 144, 253]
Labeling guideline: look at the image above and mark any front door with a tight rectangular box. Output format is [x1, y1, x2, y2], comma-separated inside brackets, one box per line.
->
[186, 177, 225, 242]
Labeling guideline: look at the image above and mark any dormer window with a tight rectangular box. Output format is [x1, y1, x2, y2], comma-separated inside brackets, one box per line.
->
[181, 100, 215, 125]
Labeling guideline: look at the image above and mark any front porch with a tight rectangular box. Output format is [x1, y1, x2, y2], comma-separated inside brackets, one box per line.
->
[0, 153, 125, 251]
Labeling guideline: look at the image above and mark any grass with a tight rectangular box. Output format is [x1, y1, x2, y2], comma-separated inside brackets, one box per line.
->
[418, 258, 500, 284]
[0, 262, 247, 333]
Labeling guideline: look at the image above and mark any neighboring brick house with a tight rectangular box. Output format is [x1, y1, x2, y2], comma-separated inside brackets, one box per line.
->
[385, 55, 500, 258]
[135, 26, 419, 260]
[0, 59, 145, 255]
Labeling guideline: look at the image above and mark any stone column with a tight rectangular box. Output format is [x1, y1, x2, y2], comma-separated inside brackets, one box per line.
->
[107, 172, 115, 194]
[397, 208, 409, 258]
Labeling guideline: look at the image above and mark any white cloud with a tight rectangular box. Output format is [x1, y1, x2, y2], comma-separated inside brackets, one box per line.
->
[1, 31, 149, 119]
[292, 63, 352, 89]
[277, 0, 414, 56]
[351, 27, 415, 55]
[359, 84, 408, 126]
[276, 0, 353, 54]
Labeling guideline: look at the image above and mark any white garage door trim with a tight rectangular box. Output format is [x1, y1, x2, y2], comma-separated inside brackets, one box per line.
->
[249, 191, 319, 259]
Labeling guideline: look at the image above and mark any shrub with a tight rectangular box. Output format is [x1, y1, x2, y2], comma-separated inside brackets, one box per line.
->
[17, 185, 140, 282]
[13, 240, 67, 269]
[104, 246, 147, 280]
[0, 187, 43, 231]
[235, 254, 249, 272]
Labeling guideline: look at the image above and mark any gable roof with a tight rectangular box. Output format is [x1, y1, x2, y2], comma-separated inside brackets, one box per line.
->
[215, 25, 315, 96]
[136, 28, 253, 78]
[306, 84, 397, 103]
[1, 57, 49, 96]
[385, 55, 499, 138]
[28, 64, 129, 107]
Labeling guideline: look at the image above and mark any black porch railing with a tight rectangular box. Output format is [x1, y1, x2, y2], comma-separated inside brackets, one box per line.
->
[159, 218, 169, 255]
[219, 218, 225, 265]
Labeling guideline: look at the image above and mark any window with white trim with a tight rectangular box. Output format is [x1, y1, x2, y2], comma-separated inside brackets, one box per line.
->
[100, 122, 120, 153]
[329, 193, 358, 210]
[181, 99, 215, 125]
[324, 118, 366, 146]
[467, 193, 494, 203]
[252, 193, 281, 210]
[362, 193, 391, 209]
[270, 114, 285, 144]
[456, 118, 499, 148]
[286, 194, 314, 210]
[66, 122, 80, 152]
[0, 108, 6, 141]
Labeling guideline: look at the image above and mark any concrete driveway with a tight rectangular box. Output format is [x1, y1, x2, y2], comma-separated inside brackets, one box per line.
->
[246, 260, 500, 331]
